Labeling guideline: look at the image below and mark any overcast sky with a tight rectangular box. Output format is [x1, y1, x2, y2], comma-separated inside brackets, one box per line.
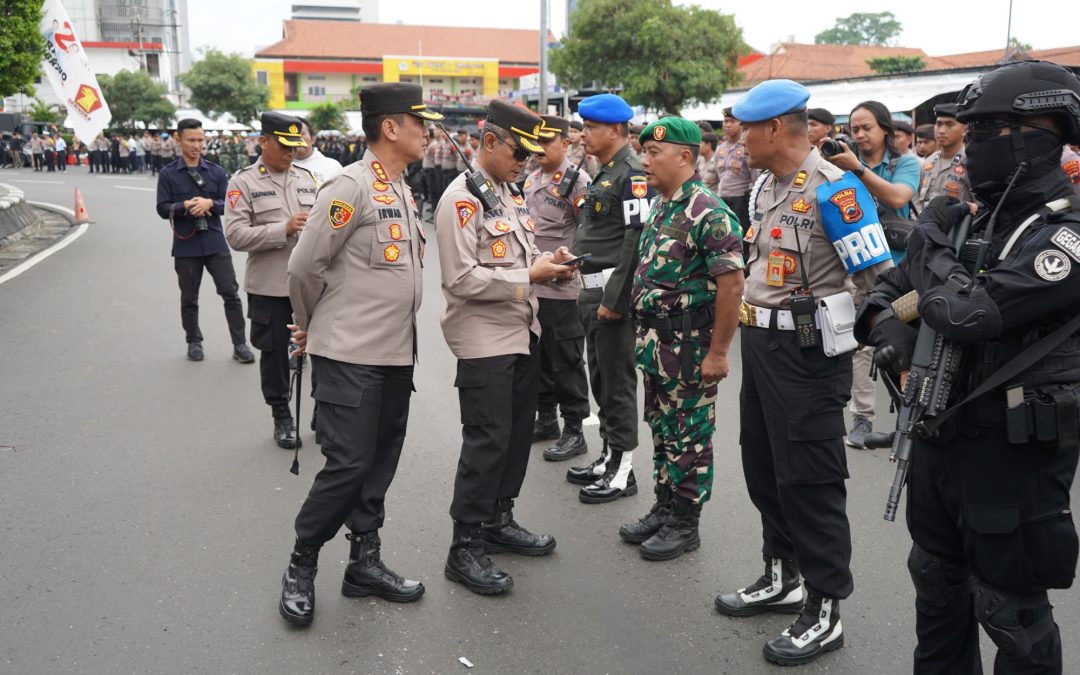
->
[188, 0, 1078, 59]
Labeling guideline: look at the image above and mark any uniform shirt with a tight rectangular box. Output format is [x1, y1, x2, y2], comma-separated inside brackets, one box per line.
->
[145, 137, 160, 155]
[440, 140, 457, 170]
[632, 176, 744, 376]
[155, 157, 230, 258]
[224, 157, 318, 297]
[743, 148, 891, 309]
[289, 149, 424, 366]
[574, 144, 657, 315]
[567, 142, 600, 177]
[435, 162, 541, 359]
[697, 152, 719, 193]
[916, 147, 972, 211]
[1061, 145, 1080, 196]
[293, 147, 343, 186]
[159, 138, 176, 159]
[523, 158, 591, 301]
[454, 140, 473, 173]
[716, 138, 758, 197]
[422, 140, 436, 169]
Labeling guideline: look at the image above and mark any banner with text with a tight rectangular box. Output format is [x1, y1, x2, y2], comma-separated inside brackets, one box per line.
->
[40, 0, 111, 142]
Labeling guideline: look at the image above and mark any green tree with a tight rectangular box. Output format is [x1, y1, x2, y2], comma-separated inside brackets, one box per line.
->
[180, 49, 269, 123]
[0, 0, 45, 98]
[550, 0, 746, 115]
[28, 96, 59, 124]
[307, 101, 345, 133]
[1008, 37, 1033, 52]
[815, 12, 903, 46]
[98, 70, 176, 129]
[866, 56, 925, 75]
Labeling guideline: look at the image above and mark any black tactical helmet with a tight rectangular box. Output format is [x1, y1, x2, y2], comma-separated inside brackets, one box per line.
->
[957, 60, 1080, 144]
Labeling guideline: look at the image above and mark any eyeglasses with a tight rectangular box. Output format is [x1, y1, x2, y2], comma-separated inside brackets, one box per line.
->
[494, 133, 530, 162]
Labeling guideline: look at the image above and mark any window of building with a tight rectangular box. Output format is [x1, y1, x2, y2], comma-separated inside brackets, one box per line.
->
[308, 86, 326, 97]
[256, 70, 268, 86]
[285, 73, 299, 102]
[145, 53, 160, 79]
[306, 74, 325, 81]
[429, 78, 444, 84]
[362, 76, 379, 82]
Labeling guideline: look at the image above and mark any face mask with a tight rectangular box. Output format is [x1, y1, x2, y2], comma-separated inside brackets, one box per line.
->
[966, 129, 1063, 194]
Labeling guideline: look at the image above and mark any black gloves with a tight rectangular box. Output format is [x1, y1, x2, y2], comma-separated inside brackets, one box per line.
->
[917, 196, 971, 235]
[867, 315, 918, 376]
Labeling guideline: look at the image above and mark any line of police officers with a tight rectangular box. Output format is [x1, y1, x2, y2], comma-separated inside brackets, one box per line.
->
[215, 63, 1079, 671]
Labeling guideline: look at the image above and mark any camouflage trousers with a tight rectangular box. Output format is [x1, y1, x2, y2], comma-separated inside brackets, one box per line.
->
[642, 371, 717, 505]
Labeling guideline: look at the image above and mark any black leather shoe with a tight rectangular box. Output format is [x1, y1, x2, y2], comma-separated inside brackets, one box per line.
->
[619, 488, 674, 543]
[566, 441, 609, 485]
[341, 532, 424, 603]
[274, 416, 300, 449]
[532, 408, 560, 441]
[639, 496, 701, 561]
[444, 522, 513, 595]
[480, 499, 556, 555]
[543, 421, 587, 462]
[232, 343, 255, 363]
[763, 593, 843, 666]
[279, 540, 319, 626]
[187, 342, 204, 361]
[716, 556, 805, 617]
[579, 451, 637, 504]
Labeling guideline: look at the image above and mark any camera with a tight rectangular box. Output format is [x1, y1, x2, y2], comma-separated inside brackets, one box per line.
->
[820, 134, 856, 158]
[194, 217, 209, 232]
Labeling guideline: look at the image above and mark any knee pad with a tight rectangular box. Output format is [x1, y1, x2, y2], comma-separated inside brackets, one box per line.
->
[973, 584, 1055, 658]
[907, 544, 973, 608]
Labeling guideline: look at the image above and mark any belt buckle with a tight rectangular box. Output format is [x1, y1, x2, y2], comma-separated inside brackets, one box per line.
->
[738, 301, 754, 327]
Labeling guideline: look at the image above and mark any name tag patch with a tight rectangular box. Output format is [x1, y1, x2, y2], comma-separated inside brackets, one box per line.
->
[1050, 227, 1080, 262]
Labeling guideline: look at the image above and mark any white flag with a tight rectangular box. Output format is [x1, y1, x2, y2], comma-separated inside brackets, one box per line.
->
[39, 0, 112, 142]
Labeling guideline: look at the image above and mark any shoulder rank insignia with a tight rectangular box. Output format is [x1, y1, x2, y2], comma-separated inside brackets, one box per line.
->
[491, 240, 508, 258]
[328, 199, 355, 229]
[600, 180, 612, 188]
[793, 170, 807, 188]
[383, 243, 401, 262]
[457, 200, 477, 228]
[227, 190, 241, 209]
[552, 171, 563, 185]
[373, 195, 396, 205]
[371, 161, 389, 182]
[258, 165, 267, 174]
[791, 197, 813, 214]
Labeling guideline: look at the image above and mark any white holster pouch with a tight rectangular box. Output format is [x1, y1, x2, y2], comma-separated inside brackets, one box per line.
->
[816, 292, 859, 357]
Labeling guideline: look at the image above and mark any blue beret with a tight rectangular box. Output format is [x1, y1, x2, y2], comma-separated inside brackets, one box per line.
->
[731, 79, 811, 123]
[578, 94, 634, 124]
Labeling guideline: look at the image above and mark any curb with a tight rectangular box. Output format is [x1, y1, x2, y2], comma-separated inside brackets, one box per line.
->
[0, 200, 88, 287]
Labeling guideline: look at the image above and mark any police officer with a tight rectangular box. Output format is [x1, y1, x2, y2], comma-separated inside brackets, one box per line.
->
[698, 132, 720, 194]
[717, 106, 760, 232]
[713, 79, 893, 666]
[440, 130, 457, 195]
[568, 120, 600, 177]
[566, 94, 658, 503]
[807, 108, 835, 146]
[523, 115, 592, 461]
[915, 103, 973, 211]
[619, 117, 744, 561]
[154, 117, 253, 364]
[856, 60, 1080, 674]
[224, 112, 318, 449]
[277, 83, 441, 626]
[435, 100, 577, 595]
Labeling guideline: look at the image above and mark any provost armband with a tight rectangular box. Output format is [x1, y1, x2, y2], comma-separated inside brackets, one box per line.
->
[816, 173, 892, 274]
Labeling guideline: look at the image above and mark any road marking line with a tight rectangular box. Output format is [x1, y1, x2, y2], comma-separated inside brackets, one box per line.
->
[0, 202, 89, 286]
[7, 179, 65, 185]
[114, 185, 155, 192]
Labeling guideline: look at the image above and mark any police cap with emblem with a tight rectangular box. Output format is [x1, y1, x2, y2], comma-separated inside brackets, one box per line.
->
[933, 103, 959, 119]
[731, 79, 811, 123]
[485, 99, 547, 154]
[894, 120, 915, 135]
[808, 108, 835, 126]
[578, 93, 635, 124]
[639, 117, 702, 147]
[261, 111, 307, 148]
[540, 115, 571, 137]
[360, 82, 444, 121]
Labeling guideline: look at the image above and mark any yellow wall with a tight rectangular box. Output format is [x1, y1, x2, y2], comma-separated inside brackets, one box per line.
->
[253, 60, 285, 110]
[382, 56, 500, 97]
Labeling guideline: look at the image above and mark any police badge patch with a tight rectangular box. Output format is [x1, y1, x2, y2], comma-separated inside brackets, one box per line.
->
[1035, 249, 1072, 281]
[227, 190, 241, 209]
[328, 199, 355, 229]
[456, 200, 477, 228]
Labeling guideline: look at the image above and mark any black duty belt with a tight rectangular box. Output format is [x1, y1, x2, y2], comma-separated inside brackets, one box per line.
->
[638, 306, 715, 381]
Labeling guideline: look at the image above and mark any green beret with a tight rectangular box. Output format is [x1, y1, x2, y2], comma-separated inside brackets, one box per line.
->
[639, 117, 702, 147]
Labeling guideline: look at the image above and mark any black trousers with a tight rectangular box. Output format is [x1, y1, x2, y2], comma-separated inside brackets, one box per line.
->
[450, 340, 540, 524]
[537, 297, 590, 422]
[721, 193, 751, 231]
[174, 253, 246, 346]
[739, 325, 854, 599]
[578, 288, 638, 453]
[247, 294, 293, 410]
[906, 408, 1078, 674]
[294, 357, 414, 544]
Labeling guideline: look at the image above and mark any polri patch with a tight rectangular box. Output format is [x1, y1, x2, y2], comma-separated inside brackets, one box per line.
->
[328, 200, 355, 229]
[791, 197, 813, 214]
[456, 201, 477, 228]
[1035, 249, 1071, 281]
[491, 240, 508, 258]
[383, 243, 401, 262]
[1050, 227, 1080, 262]
[828, 188, 863, 224]
[227, 190, 241, 208]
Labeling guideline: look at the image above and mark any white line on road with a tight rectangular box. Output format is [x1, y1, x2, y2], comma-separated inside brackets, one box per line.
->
[114, 185, 156, 192]
[6, 179, 65, 185]
[0, 202, 88, 286]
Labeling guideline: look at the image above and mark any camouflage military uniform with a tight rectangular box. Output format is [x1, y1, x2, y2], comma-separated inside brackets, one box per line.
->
[632, 176, 744, 504]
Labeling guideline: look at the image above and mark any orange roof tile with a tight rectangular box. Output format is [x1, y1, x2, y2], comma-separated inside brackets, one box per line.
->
[256, 20, 544, 65]
[739, 43, 934, 86]
[929, 45, 1080, 69]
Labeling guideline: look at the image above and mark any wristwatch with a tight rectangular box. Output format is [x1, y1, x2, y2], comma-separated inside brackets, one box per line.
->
[852, 165, 866, 178]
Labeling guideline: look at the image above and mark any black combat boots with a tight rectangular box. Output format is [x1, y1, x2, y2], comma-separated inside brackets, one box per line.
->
[532, 406, 560, 441]
[566, 440, 610, 485]
[445, 521, 514, 595]
[638, 495, 701, 560]
[618, 486, 674, 543]
[579, 450, 637, 504]
[341, 531, 424, 603]
[272, 404, 299, 449]
[543, 417, 588, 461]
[715, 555, 805, 617]
[480, 499, 556, 555]
[763, 591, 843, 666]
[279, 539, 319, 626]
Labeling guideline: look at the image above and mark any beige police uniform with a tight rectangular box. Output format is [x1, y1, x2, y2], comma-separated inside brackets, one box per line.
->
[916, 148, 972, 211]
[697, 153, 719, 193]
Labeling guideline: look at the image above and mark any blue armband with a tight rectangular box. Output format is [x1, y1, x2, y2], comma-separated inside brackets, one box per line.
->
[816, 172, 891, 274]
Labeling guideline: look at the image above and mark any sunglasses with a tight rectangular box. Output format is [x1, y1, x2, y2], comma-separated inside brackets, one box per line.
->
[496, 134, 531, 162]
[966, 118, 1059, 143]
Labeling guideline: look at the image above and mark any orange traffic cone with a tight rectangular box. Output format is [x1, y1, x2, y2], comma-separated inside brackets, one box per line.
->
[73, 187, 92, 224]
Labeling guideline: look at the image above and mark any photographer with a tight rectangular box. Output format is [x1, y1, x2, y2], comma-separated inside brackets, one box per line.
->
[156, 118, 253, 364]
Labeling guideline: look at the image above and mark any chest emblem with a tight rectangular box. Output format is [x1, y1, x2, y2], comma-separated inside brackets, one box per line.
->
[525, 218, 535, 232]
[328, 200, 355, 229]
[383, 243, 401, 262]
[512, 195, 524, 206]
[372, 180, 389, 192]
[389, 223, 403, 240]
[491, 240, 508, 258]
[828, 188, 863, 224]
[791, 197, 813, 214]
[373, 195, 396, 205]
[494, 221, 511, 233]
[457, 200, 477, 228]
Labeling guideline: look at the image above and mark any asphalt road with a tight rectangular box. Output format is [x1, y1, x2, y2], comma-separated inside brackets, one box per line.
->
[1, 166, 1077, 674]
